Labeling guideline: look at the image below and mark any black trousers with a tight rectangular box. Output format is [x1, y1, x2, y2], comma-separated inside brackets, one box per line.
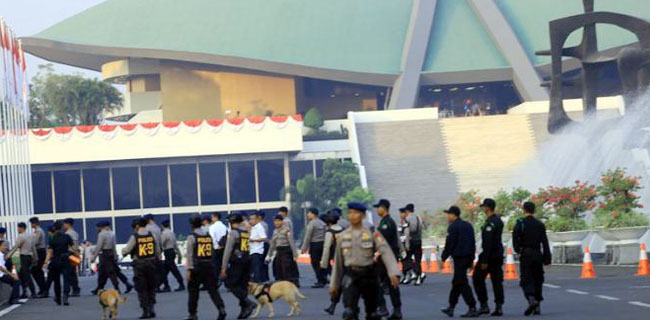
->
[520, 251, 545, 302]
[401, 246, 413, 277]
[273, 246, 299, 285]
[133, 259, 157, 310]
[0, 274, 20, 303]
[69, 265, 80, 293]
[19, 255, 36, 296]
[162, 249, 184, 288]
[377, 262, 401, 309]
[342, 267, 380, 319]
[309, 241, 327, 284]
[188, 261, 224, 315]
[449, 256, 476, 308]
[213, 249, 224, 288]
[115, 262, 131, 287]
[472, 257, 504, 305]
[251, 253, 268, 283]
[262, 243, 270, 281]
[408, 241, 423, 276]
[226, 258, 252, 307]
[49, 258, 72, 301]
[97, 254, 119, 291]
[31, 248, 46, 293]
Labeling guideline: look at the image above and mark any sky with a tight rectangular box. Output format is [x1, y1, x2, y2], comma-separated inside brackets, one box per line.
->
[1, 0, 107, 81]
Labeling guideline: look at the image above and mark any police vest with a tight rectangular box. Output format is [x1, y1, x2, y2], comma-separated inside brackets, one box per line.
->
[232, 228, 250, 260]
[135, 233, 156, 260]
[193, 233, 213, 262]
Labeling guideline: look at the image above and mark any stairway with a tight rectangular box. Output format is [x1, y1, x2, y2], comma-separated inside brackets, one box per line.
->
[440, 114, 537, 196]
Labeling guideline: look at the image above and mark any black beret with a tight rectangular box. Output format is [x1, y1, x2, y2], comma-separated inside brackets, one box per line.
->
[273, 214, 284, 221]
[63, 218, 74, 225]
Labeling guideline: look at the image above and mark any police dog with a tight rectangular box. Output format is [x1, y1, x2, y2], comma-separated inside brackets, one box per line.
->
[248, 281, 306, 318]
[98, 289, 126, 320]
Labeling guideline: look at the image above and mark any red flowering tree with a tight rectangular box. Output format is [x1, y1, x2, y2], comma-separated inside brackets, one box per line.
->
[593, 168, 649, 228]
[455, 190, 485, 229]
[531, 181, 597, 232]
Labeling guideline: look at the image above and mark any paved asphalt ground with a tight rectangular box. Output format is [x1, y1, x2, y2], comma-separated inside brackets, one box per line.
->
[1, 264, 649, 320]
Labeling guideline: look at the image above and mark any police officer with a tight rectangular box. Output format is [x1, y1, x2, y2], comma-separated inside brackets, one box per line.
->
[374, 199, 404, 320]
[143, 214, 165, 293]
[91, 221, 120, 295]
[472, 198, 504, 316]
[7, 222, 37, 298]
[403, 204, 425, 285]
[321, 211, 344, 315]
[220, 212, 255, 319]
[29, 217, 47, 296]
[122, 218, 161, 319]
[301, 208, 328, 288]
[185, 216, 227, 320]
[512, 202, 551, 316]
[440, 206, 478, 318]
[267, 214, 299, 285]
[160, 220, 185, 292]
[329, 202, 400, 320]
[397, 208, 411, 284]
[62, 218, 81, 297]
[278, 206, 293, 232]
[43, 221, 75, 306]
[331, 208, 350, 230]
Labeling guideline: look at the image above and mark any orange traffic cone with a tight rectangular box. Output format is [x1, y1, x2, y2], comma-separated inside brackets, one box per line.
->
[504, 247, 518, 280]
[469, 251, 479, 276]
[441, 258, 453, 274]
[581, 246, 596, 279]
[428, 248, 440, 273]
[635, 243, 650, 276]
[297, 253, 311, 265]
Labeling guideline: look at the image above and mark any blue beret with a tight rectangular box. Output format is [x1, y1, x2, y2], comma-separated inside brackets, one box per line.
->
[330, 208, 342, 217]
[347, 202, 367, 213]
[0, 227, 6, 233]
[63, 218, 74, 224]
[143, 214, 154, 220]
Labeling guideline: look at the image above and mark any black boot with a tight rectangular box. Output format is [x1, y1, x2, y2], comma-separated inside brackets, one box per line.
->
[324, 302, 337, 315]
[478, 303, 490, 315]
[237, 300, 255, 319]
[139, 308, 150, 319]
[175, 285, 186, 292]
[53, 297, 61, 306]
[150, 305, 156, 318]
[491, 304, 503, 316]
[125, 284, 134, 294]
[90, 289, 98, 296]
[388, 307, 402, 320]
[62, 295, 69, 306]
[218, 306, 227, 320]
[441, 306, 454, 317]
[460, 307, 479, 318]
[524, 297, 538, 316]
[342, 308, 359, 320]
[377, 305, 389, 317]
[533, 304, 541, 315]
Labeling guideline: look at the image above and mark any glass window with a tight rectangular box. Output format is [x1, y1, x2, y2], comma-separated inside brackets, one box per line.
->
[315, 159, 325, 177]
[257, 160, 284, 202]
[84, 218, 105, 244]
[53, 170, 81, 213]
[170, 164, 198, 206]
[228, 161, 256, 203]
[115, 215, 144, 243]
[289, 160, 313, 185]
[141, 165, 169, 208]
[112, 167, 140, 210]
[199, 163, 227, 205]
[31, 171, 53, 214]
[172, 213, 196, 237]
[83, 168, 111, 212]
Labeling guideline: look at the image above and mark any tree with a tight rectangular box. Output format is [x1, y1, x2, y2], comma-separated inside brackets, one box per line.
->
[303, 107, 324, 131]
[29, 64, 123, 128]
[593, 168, 648, 228]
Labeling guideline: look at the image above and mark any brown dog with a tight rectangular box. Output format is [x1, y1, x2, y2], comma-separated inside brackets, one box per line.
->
[98, 289, 126, 320]
[248, 281, 306, 318]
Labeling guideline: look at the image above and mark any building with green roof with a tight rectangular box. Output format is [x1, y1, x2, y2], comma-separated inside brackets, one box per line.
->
[22, 0, 647, 121]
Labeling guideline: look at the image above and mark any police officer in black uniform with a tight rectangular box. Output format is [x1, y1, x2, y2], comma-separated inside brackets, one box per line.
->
[512, 202, 551, 316]
[43, 221, 75, 306]
[185, 216, 226, 320]
[374, 199, 403, 320]
[220, 212, 255, 319]
[122, 218, 161, 319]
[440, 206, 478, 318]
[472, 198, 504, 316]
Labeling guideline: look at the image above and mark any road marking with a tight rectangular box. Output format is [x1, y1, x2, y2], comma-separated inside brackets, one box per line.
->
[566, 289, 588, 295]
[629, 301, 650, 308]
[0, 299, 27, 317]
[544, 284, 561, 288]
[595, 295, 620, 301]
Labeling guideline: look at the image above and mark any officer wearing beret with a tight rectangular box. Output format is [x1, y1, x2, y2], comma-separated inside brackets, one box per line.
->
[160, 220, 185, 292]
[267, 214, 299, 285]
[321, 211, 344, 315]
[62, 218, 81, 297]
[122, 218, 161, 319]
[301, 207, 328, 288]
[440, 206, 478, 318]
[513, 202, 551, 316]
[185, 216, 226, 320]
[329, 202, 400, 320]
[374, 199, 404, 319]
[221, 212, 255, 319]
[331, 208, 350, 229]
[91, 221, 120, 295]
[472, 199, 504, 316]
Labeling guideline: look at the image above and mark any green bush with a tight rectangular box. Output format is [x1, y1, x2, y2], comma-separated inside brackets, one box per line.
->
[303, 107, 324, 131]
[303, 130, 348, 141]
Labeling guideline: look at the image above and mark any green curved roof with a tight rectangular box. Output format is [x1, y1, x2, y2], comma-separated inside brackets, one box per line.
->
[29, 0, 413, 75]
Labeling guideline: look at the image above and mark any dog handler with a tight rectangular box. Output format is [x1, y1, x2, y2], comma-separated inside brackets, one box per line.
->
[221, 212, 256, 319]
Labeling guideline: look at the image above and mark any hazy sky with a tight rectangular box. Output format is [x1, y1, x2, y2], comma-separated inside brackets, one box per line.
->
[1, 0, 107, 81]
